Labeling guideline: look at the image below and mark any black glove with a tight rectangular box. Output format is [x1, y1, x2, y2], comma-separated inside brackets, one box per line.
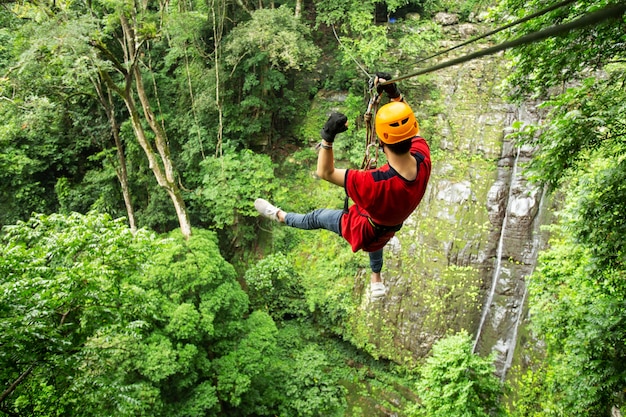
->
[320, 112, 348, 143]
[375, 71, 401, 99]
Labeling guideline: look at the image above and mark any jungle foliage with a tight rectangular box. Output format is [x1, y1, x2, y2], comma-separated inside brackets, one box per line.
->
[497, 0, 626, 415]
[0, 213, 348, 416]
[1, 0, 625, 415]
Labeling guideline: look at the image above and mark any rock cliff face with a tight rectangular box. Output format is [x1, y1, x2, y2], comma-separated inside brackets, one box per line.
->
[350, 23, 553, 377]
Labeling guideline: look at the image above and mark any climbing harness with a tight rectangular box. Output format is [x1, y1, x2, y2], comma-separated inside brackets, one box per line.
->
[368, 217, 403, 235]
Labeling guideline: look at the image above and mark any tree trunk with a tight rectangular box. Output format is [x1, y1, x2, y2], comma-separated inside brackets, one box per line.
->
[112, 125, 138, 234]
[120, 79, 192, 239]
[131, 64, 192, 239]
[209, 0, 226, 157]
[93, 77, 137, 233]
[294, 0, 301, 18]
[109, 103, 138, 233]
[116, 12, 192, 239]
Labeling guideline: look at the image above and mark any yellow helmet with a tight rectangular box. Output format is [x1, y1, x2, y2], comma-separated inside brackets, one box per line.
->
[375, 101, 419, 144]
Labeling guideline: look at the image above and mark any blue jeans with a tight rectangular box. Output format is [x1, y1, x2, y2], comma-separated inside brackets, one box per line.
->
[284, 209, 384, 273]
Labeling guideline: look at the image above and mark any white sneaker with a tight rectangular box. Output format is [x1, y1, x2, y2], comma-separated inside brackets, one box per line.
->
[254, 198, 281, 222]
[370, 282, 387, 301]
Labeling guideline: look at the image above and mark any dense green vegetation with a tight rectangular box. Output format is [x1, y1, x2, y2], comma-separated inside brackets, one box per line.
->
[497, 1, 626, 415]
[1, 0, 625, 416]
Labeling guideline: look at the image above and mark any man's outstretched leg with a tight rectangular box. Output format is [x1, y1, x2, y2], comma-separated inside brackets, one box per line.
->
[256, 198, 386, 301]
[255, 199, 342, 234]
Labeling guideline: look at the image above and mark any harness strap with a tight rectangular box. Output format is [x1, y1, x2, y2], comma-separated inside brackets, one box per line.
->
[367, 217, 403, 234]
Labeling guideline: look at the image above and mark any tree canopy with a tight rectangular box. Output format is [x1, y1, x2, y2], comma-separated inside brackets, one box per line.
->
[497, 0, 626, 415]
[2, 0, 626, 415]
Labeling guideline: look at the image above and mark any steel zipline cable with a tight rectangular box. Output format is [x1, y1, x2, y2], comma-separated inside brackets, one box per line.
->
[333, 0, 578, 77]
[381, 2, 626, 86]
[357, 2, 625, 170]
[413, 0, 578, 65]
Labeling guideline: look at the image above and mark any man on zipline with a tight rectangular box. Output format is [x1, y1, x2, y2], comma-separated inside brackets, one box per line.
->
[255, 73, 431, 301]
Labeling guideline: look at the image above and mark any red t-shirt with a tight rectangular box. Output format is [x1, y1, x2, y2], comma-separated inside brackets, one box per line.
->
[341, 136, 431, 252]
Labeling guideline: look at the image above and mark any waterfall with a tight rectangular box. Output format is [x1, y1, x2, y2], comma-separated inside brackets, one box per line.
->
[499, 186, 548, 380]
[472, 146, 521, 354]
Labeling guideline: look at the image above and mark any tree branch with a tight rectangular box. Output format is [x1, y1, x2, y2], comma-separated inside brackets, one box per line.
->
[0, 363, 36, 404]
[89, 39, 127, 76]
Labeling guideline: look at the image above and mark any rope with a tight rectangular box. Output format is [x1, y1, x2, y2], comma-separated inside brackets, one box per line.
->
[381, 2, 626, 86]
[414, 0, 577, 65]
[361, 85, 382, 169]
[331, 24, 371, 79]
